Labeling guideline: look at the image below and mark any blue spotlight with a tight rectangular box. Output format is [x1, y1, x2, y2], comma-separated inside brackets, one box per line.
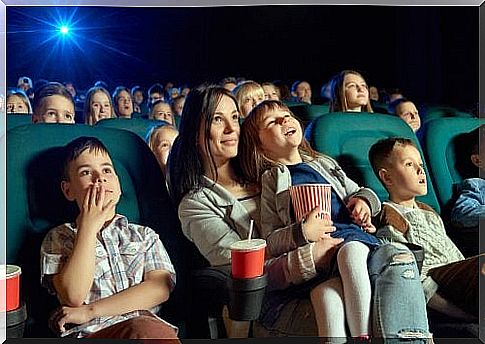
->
[60, 25, 69, 35]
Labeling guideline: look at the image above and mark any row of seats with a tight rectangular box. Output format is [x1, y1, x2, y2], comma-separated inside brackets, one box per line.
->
[285, 101, 475, 126]
[304, 113, 483, 214]
[4, 113, 482, 338]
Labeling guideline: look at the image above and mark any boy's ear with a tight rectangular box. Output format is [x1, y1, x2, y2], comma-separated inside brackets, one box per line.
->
[61, 180, 75, 201]
[378, 168, 393, 187]
[291, 90, 297, 97]
[470, 153, 481, 168]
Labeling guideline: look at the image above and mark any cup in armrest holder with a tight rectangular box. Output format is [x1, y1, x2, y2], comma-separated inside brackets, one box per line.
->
[230, 239, 266, 279]
[227, 273, 267, 321]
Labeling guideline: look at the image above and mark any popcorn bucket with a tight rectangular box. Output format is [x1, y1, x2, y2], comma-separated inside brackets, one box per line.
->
[289, 183, 332, 222]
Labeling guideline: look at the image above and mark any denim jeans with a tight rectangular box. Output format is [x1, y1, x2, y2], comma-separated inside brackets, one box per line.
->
[368, 242, 431, 342]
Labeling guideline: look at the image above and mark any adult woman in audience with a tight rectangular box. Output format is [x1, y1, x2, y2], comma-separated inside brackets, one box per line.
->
[83, 86, 116, 125]
[232, 80, 265, 118]
[112, 86, 134, 119]
[6, 89, 32, 114]
[169, 84, 342, 337]
[329, 70, 373, 113]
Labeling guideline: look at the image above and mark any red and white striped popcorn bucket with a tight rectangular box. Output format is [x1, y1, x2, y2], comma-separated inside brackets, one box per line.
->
[289, 184, 332, 222]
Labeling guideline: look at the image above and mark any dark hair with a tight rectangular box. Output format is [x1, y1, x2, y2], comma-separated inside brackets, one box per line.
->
[220, 77, 237, 87]
[272, 80, 291, 101]
[131, 85, 144, 95]
[168, 84, 241, 205]
[62, 137, 111, 181]
[94, 80, 109, 90]
[32, 82, 74, 115]
[388, 98, 411, 115]
[240, 100, 316, 184]
[368, 137, 415, 178]
[112, 86, 132, 116]
[329, 70, 373, 113]
[148, 83, 164, 97]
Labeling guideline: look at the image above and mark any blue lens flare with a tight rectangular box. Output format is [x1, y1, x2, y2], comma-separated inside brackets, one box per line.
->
[60, 25, 69, 35]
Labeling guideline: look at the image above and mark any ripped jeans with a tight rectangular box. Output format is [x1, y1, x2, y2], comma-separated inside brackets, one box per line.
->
[368, 242, 431, 342]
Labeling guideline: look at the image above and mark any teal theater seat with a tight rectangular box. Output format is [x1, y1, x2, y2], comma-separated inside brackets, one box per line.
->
[7, 123, 190, 337]
[423, 105, 474, 124]
[95, 117, 169, 140]
[424, 117, 483, 210]
[304, 112, 441, 213]
[7, 114, 32, 131]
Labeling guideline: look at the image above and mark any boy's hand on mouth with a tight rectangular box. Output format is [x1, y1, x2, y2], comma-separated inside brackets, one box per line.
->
[76, 184, 116, 234]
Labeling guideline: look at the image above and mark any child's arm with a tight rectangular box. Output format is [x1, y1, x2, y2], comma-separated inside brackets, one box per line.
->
[53, 185, 116, 307]
[50, 269, 173, 334]
[451, 178, 485, 228]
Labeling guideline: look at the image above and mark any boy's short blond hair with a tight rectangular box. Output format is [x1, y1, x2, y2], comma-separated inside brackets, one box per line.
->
[369, 137, 416, 181]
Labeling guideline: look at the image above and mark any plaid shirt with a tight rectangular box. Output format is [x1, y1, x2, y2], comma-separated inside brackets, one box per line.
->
[40, 214, 176, 338]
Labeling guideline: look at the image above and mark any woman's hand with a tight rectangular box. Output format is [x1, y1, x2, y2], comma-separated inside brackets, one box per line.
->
[302, 205, 336, 242]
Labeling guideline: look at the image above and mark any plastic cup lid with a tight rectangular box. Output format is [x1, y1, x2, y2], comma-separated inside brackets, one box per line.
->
[230, 239, 266, 252]
[0, 264, 21, 279]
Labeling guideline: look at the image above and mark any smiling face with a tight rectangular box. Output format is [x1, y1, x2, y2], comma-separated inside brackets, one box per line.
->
[343, 73, 369, 112]
[89, 91, 112, 124]
[258, 107, 303, 162]
[61, 149, 122, 211]
[380, 143, 427, 203]
[116, 90, 133, 118]
[34, 95, 75, 123]
[396, 101, 421, 132]
[198, 94, 240, 169]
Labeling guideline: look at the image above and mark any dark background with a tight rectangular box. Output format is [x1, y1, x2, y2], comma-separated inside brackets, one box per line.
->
[6, 6, 479, 109]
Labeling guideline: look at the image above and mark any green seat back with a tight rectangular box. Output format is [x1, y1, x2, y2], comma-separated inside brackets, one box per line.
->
[7, 123, 189, 335]
[7, 114, 32, 131]
[424, 117, 483, 209]
[423, 105, 474, 124]
[305, 112, 441, 213]
[95, 117, 169, 140]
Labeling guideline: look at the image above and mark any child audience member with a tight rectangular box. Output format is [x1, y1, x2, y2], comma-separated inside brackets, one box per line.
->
[131, 85, 149, 117]
[6, 90, 32, 114]
[146, 124, 179, 176]
[451, 125, 485, 228]
[388, 98, 422, 133]
[232, 80, 264, 118]
[40, 136, 179, 340]
[329, 70, 373, 113]
[148, 83, 165, 104]
[32, 82, 75, 124]
[149, 100, 174, 125]
[112, 86, 134, 119]
[171, 95, 185, 117]
[83, 86, 115, 125]
[261, 82, 280, 101]
[240, 100, 382, 339]
[369, 137, 482, 321]
[291, 80, 312, 104]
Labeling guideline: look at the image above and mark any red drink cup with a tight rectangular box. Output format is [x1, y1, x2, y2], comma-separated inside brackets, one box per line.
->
[0, 265, 22, 312]
[289, 183, 332, 222]
[230, 239, 266, 279]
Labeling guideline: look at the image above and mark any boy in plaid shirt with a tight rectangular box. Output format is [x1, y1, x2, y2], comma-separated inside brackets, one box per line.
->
[40, 136, 179, 340]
